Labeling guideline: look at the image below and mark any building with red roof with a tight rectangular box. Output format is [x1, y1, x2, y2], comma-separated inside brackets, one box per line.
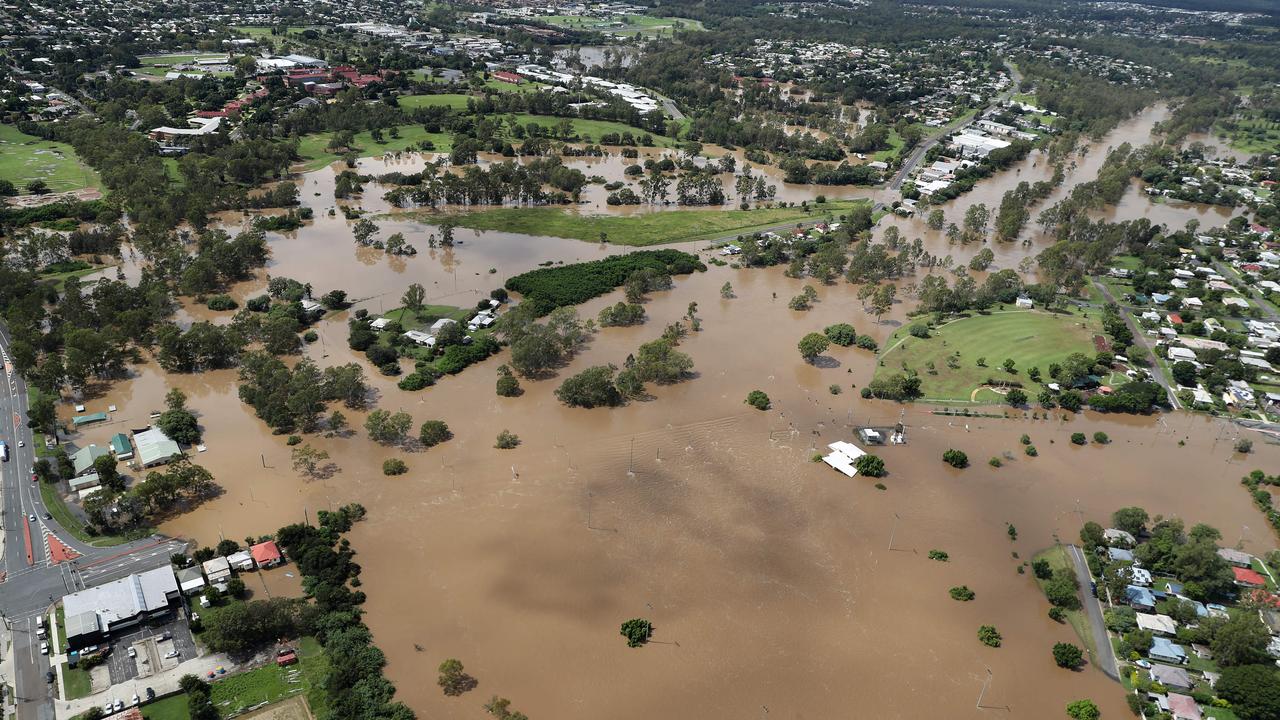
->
[250, 540, 284, 568]
[1233, 566, 1266, 588]
[493, 71, 524, 84]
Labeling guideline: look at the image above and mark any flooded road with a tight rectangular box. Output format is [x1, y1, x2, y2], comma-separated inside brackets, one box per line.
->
[52, 103, 1279, 720]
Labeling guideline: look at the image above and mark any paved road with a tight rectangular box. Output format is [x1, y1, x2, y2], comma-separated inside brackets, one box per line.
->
[1066, 544, 1119, 681]
[1089, 279, 1179, 409]
[889, 61, 1024, 191]
[0, 321, 184, 720]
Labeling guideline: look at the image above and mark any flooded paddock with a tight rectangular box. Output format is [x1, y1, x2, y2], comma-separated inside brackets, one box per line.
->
[52, 102, 1280, 720]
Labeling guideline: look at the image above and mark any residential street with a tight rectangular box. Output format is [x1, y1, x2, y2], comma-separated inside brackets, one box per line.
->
[1090, 279, 1179, 409]
[1066, 544, 1119, 681]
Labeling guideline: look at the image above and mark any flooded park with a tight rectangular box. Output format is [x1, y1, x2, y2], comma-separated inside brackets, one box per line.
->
[58, 102, 1279, 719]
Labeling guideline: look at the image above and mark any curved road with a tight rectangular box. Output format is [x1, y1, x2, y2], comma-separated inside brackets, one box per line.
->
[1066, 544, 1120, 681]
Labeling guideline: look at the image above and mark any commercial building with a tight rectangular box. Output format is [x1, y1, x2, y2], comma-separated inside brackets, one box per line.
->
[62, 566, 181, 649]
[133, 426, 182, 468]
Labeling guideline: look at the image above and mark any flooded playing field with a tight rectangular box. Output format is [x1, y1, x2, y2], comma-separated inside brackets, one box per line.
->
[54, 103, 1280, 720]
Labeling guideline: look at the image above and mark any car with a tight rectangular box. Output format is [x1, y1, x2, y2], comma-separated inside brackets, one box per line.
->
[45, 670, 54, 684]
[28, 513, 35, 522]
[102, 703, 113, 715]
[42, 512, 50, 520]
[164, 650, 180, 659]
[145, 687, 156, 701]
[30, 472, 37, 483]
[18, 440, 24, 447]
[1134, 659, 1152, 669]
[114, 699, 124, 711]
[160, 631, 172, 641]
[40, 642, 48, 655]
[128, 647, 136, 658]
[131, 693, 140, 705]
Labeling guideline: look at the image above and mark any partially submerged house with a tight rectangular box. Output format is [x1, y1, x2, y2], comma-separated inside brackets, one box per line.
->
[821, 441, 867, 478]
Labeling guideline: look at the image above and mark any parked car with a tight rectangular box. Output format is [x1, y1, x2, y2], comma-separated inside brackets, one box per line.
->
[39, 642, 48, 655]
[1134, 659, 1152, 669]
[131, 693, 140, 705]
[145, 687, 156, 701]
[45, 671, 54, 684]
[127, 647, 136, 658]
[114, 699, 124, 712]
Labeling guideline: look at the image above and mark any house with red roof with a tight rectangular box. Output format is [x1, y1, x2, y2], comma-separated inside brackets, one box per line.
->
[1233, 566, 1266, 588]
[493, 71, 524, 84]
[1167, 313, 1183, 325]
[1167, 693, 1201, 720]
[250, 540, 284, 568]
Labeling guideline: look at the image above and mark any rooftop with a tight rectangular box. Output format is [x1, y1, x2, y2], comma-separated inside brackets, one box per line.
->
[62, 566, 178, 633]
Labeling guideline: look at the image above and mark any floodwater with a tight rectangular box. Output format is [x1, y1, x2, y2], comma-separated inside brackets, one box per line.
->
[50, 103, 1280, 720]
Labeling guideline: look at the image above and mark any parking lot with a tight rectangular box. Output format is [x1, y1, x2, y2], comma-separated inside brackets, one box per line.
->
[102, 611, 198, 686]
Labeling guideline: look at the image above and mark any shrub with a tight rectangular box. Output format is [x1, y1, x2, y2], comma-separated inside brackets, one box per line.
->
[1032, 558, 1052, 579]
[824, 323, 857, 346]
[556, 365, 624, 408]
[797, 332, 830, 362]
[928, 550, 949, 561]
[1070, 432, 1087, 445]
[419, 420, 452, 447]
[496, 372, 520, 397]
[382, 458, 408, 475]
[950, 586, 975, 601]
[854, 335, 878, 351]
[977, 625, 1002, 647]
[303, 330, 319, 343]
[989, 457, 1002, 468]
[495, 430, 520, 449]
[620, 618, 653, 648]
[1093, 432, 1109, 444]
[286, 435, 302, 446]
[1065, 699, 1100, 720]
[207, 295, 237, 311]
[1006, 389, 1027, 406]
[1020, 434, 1031, 445]
[828, 384, 842, 395]
[745, 390, 771, 410]
[1053, 642, 1084, 669]
[1025, 445, 1038, 456]
[1235, 438, 1252, 453]
[854, 454, 886, 477]
[942, 449, 968, 468]
[908, 323, 930, 339]
[1048, 607, 1066, 622]
[398, 373, 433, 391]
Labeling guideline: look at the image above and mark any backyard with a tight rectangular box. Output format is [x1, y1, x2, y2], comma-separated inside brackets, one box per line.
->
[875, 308, 1103, 403]
[439, 199, 864, 246]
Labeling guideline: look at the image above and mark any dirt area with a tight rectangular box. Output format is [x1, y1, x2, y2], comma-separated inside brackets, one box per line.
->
[237, 695, 314, 720]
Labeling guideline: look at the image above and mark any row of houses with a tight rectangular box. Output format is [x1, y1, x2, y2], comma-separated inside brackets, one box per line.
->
[63, 541, 285, 649]
[66, 426, 182, 497]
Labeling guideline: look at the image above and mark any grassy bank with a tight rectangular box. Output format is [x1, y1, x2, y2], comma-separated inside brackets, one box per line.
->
[1033, 546, 1096, 659]
[0, 123, 100, 194]
[38, 479, 137, 547]
[875, 308, 1102, 403]
[61, 662, 92, 700]
[142, 637, 328, 720]
[436, 200, 863, 246]
[498, 114, 676, 146]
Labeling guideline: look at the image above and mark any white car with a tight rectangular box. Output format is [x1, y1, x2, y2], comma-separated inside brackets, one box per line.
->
[164, 650, 180, 659]
[18, 440, 24, 447]
[40, 642, 48, 655]
[114, 699, 124, 711]
[131, 693, 140, 706]
[128, 647, 136, 658]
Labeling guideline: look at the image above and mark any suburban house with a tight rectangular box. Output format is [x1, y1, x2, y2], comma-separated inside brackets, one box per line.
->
[1218, 548, 1253, 567]
[62, 566, 181, 649]
[1150, 637, 1188, 665]
[1108, 547, 1135, 563]
[403, 330, 434, 346]
[1015, 296, 1034, 309]
[1166, 693, 1201, 720]
[227, 550, 256, 572]
[1126, 585, 1157, 611]
[1233, 567, 1267, 588]
[175, 565, 206, 595]
[250, 540, 284, 568]
[1105, 528, 1136, 546]
[1128, 566, 1153, 586]
[1136, 613, 1177, 636]
[202, 556, 232, 589]
[1149, 664, 1193, 691]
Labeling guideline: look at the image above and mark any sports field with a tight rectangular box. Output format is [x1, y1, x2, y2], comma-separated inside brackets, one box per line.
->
[540, 14, 704, 36]
[875, 309, 1102, 403]
[398, 94, 473, 110]
[294, 125, 454, 171]
[0, 123, 100, 194]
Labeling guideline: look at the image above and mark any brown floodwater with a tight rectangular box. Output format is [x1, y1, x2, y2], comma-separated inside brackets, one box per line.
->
[51, 103, 1278, 720]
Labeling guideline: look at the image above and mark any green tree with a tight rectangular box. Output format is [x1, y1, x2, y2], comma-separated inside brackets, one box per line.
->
[291, 444, 330, 478]
[854, 454, 886, 477]
[1065, 699, 1100, 720]
[419, 420, 452, 447]
[824, 323, 857, 346]
[382, 458, 408, 476]
[1213, 611, 1272, 667]
[1006, 389, 1027, 406]
[1053, 643, 1084, 669]
[1216, 664, 1280, 720]
[495, 430, 519, 449]
[942, 449, 968, 468]
[1080, 521, 1106, 551]
[365, 409, 413, 444]
[1111, 506, 1149, 536]
[93, 454, 124, 493]
[157, 407, 200, 445]
[401, 283, 426, 313]
[797, 332, 830, 363]
[745, 390, 771, 410]
[438, 658, 475, 696]
[555, 365, 623, 408]
[950, 586, 975, 601]
[620, 618, 653, 647]
[977, 625, 1002, 647]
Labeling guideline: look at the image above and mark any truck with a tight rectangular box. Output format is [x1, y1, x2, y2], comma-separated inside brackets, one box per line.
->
[0, 440, 8, 461]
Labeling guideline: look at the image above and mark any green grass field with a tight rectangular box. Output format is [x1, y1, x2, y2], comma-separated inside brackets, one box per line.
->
[1215, 115, 1280, 155]
[398, 94, 473, 110]
[876, 309, 1101, 403]
[142, 637, 327, 720]
[295, 125, 454, 171]
[434, 200, 864, 246]
[540, 14, 703, 36]
[231, 25, 319, 38]
[0, 123, 100, 194]
[499, 114, 676, 147]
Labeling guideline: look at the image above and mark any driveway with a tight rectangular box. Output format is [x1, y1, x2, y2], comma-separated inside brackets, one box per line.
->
[1066, 544, 1119, 680]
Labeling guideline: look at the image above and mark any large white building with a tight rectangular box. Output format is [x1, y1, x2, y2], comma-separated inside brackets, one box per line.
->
[63, 566, 180, 648]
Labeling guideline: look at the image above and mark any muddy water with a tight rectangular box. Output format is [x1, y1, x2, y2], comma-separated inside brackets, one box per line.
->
[52, 102, 1275, 719]
[58, 255, 1280, 720]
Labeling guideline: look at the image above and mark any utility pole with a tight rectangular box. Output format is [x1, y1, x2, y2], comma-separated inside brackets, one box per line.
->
[976, 668, 992, 709]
